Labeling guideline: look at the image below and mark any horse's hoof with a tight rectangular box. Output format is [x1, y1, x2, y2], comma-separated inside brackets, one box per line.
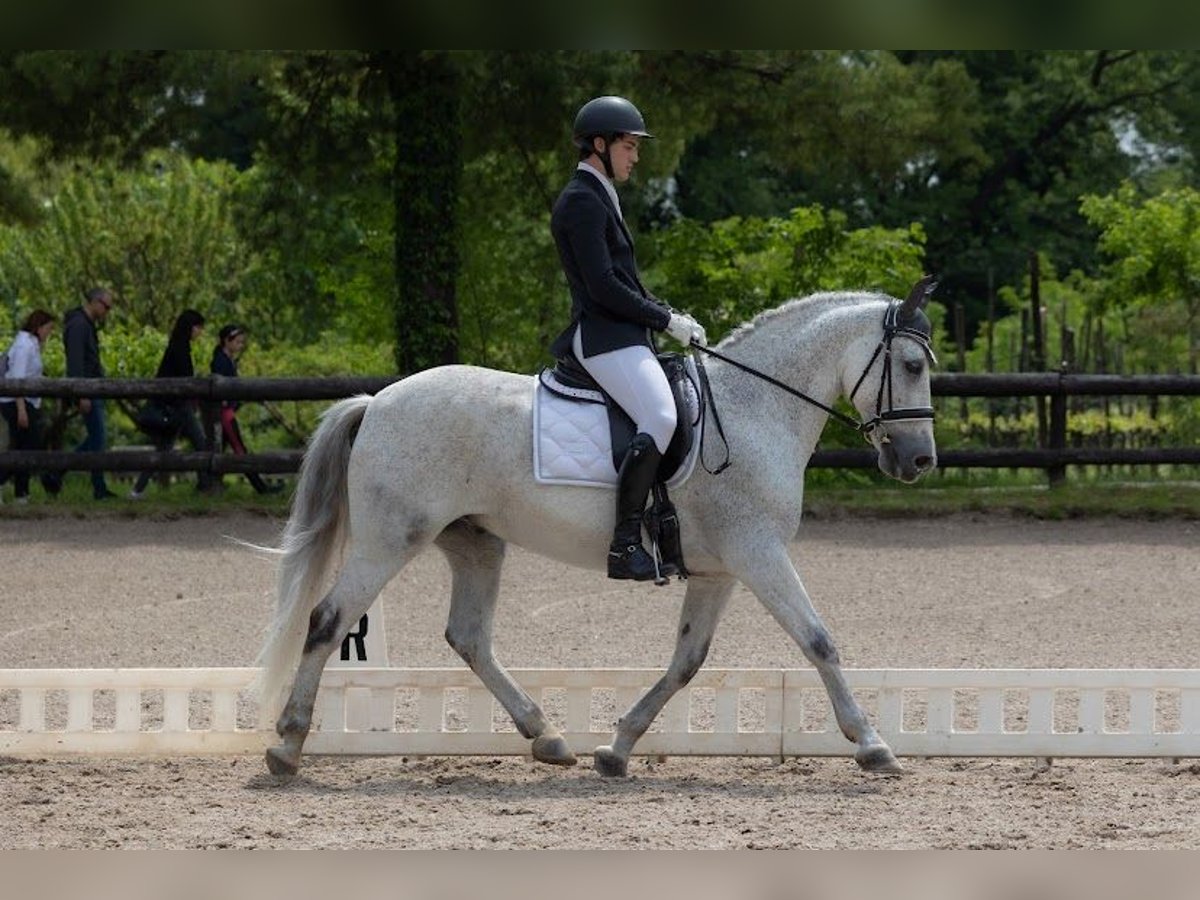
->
[265, 745, 299, 777]
[531, 734, 577, 767]
[593, 746, 628, 778]
[855, 744, 903, 774]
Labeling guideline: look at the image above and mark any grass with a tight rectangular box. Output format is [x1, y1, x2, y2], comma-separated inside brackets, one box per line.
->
[805, 475, 1200, 520]
[802, 461, 1200, 519]
[0, 472, 292, 519]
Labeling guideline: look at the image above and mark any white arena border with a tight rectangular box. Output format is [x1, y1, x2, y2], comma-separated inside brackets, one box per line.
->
[0, 667, 1197, 760]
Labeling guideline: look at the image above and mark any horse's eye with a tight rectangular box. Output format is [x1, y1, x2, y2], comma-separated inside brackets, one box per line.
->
[904, 359, 924, 376]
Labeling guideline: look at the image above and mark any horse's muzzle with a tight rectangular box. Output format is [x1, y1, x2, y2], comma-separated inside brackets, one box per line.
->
[876, 430, 938, 483]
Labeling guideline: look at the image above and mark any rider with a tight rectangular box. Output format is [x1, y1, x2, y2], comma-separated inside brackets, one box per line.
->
[548, 95, 707, 581]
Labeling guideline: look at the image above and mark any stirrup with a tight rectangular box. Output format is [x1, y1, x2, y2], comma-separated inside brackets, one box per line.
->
[607, 542, 676, 583]
[649, 539, 671, 587]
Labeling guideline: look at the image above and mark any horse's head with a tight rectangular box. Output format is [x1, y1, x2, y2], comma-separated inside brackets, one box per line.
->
[843, 277, 939, 483]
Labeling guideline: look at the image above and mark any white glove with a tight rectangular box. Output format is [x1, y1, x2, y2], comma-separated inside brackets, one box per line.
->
[665, 312, 708, 348]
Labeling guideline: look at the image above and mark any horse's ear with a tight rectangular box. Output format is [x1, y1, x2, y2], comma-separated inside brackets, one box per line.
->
[899, 275, 938, 319]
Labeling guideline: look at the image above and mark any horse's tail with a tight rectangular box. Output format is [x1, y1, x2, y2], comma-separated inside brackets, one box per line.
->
[253, 394, 371, 720]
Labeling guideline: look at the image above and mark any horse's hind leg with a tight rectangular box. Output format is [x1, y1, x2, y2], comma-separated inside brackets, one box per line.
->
[436, 520, 576, 767]
[266, 552, 409, 776]
[594, 575, 735, 777]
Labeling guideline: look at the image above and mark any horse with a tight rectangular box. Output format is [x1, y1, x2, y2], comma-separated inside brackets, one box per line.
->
[256, 278, 939, 778]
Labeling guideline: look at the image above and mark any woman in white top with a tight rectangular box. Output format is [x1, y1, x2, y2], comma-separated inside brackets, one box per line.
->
[0, 310, 61, 502]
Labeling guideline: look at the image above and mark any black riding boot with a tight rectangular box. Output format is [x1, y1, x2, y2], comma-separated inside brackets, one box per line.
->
[608, 433, 677, 582]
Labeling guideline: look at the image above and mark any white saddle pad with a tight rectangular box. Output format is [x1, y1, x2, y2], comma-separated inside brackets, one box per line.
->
[532, 361, 702, 490]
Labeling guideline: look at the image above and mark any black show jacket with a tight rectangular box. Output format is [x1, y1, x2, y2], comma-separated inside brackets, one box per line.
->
[549, 169, 672, 360]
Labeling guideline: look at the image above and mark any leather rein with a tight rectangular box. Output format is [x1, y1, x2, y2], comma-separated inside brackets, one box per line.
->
[689, 301, 937, 473]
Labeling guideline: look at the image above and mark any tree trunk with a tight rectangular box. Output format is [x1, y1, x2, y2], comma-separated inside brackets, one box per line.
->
[385, 52, 461, 375]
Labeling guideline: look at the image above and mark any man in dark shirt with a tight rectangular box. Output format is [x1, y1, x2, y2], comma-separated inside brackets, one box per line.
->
[63, 287, 116, 499]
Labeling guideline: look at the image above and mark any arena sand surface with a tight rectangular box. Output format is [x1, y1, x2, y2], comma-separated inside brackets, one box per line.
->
[0, 511, 1196, 848]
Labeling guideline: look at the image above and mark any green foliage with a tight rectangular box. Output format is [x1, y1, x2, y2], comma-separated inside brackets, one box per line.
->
[804, 481, 1200, 520]
[237, 332, 394, 447]
[240, 51, 399, 348]
[0, 149, 257, 331]
[233, 160, 394, 346]
[962, 261, 1105, 374]
[0, 130, 56, 226]
[646, 204, 927, 340]
[1081, 183, 1200, 372]
[457, 150, 563, 373]
[948, 405, 1179, 449]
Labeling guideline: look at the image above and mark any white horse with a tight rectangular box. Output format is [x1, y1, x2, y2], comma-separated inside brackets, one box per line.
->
[256, 280, 938, 778]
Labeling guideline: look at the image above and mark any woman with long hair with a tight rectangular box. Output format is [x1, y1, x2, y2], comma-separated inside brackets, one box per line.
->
[129, 309, 212, 498]
[210, 324, 282, 494]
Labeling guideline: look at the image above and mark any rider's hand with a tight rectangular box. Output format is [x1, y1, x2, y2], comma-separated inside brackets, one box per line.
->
[666, 312, 708, 348]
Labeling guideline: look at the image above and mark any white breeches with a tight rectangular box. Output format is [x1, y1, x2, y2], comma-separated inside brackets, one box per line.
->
[574, 329, 677, 455]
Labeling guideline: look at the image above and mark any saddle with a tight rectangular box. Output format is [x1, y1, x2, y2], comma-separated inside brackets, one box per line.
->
[534, 352, 702, 579]
[536, 352, 700, 484]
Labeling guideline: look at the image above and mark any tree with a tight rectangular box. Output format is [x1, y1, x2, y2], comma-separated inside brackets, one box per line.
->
[0, 52, 266, 213]
[0, 150, 252, 329]
[648, 203, 928, 340]
[1081, 183, 1200, 373]
[654, 51, 1198, 335]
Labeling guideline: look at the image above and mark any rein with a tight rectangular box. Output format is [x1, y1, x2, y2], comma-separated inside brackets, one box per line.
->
[690, 301, 937, 470]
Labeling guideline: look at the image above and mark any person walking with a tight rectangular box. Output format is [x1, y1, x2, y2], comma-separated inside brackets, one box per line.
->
[0, 310, 62, 503]
[63, 287, 117, 500]
[548, 96, 707, 581]
[129, 309, 213, 498]
[209, 324, 282, 495]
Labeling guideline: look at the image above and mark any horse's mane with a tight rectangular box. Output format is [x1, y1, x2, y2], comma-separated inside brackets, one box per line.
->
[719, 291, 890, 350]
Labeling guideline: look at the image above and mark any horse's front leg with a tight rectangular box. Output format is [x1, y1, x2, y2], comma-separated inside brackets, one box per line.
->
[733, 542, 901, 774]
[594, 575, 735, 777]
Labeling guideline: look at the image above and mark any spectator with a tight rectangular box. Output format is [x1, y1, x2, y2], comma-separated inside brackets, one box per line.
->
[0, 310, 62, 503]
[211, 324, 282, 495]
[129, 309, 214, 498]
[63, 287, 116, 500]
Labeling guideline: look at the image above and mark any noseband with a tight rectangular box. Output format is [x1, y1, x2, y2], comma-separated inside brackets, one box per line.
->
[847, 301, 938, 438]
[690, 301, 937, 450]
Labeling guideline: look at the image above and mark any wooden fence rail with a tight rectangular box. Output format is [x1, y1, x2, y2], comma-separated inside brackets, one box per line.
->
[0, 373, 1196, 477]
[0, 372, 1197, 402]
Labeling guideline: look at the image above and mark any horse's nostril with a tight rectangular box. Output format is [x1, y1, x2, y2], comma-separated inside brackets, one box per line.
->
[914, 454, 933, 470]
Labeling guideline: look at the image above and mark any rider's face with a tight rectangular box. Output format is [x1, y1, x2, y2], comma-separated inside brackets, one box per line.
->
[606, 135, 640, 183]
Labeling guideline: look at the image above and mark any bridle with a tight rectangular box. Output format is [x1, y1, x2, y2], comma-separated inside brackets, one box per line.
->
[690, 298, 937, 473]
[845, 301, 938, 438]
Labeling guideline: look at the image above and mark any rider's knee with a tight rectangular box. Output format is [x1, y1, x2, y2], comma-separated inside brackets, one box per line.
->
[644, 404, 677, 454]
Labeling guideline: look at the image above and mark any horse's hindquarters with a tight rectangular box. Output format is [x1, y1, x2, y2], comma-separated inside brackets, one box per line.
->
[345, 367, 616, 572]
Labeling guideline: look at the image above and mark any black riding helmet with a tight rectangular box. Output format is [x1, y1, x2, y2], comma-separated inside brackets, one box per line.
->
[572, 96, 653, 178]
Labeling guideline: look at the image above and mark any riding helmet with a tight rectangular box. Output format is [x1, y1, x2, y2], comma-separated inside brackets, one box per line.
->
[572, 96, 653, 151]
